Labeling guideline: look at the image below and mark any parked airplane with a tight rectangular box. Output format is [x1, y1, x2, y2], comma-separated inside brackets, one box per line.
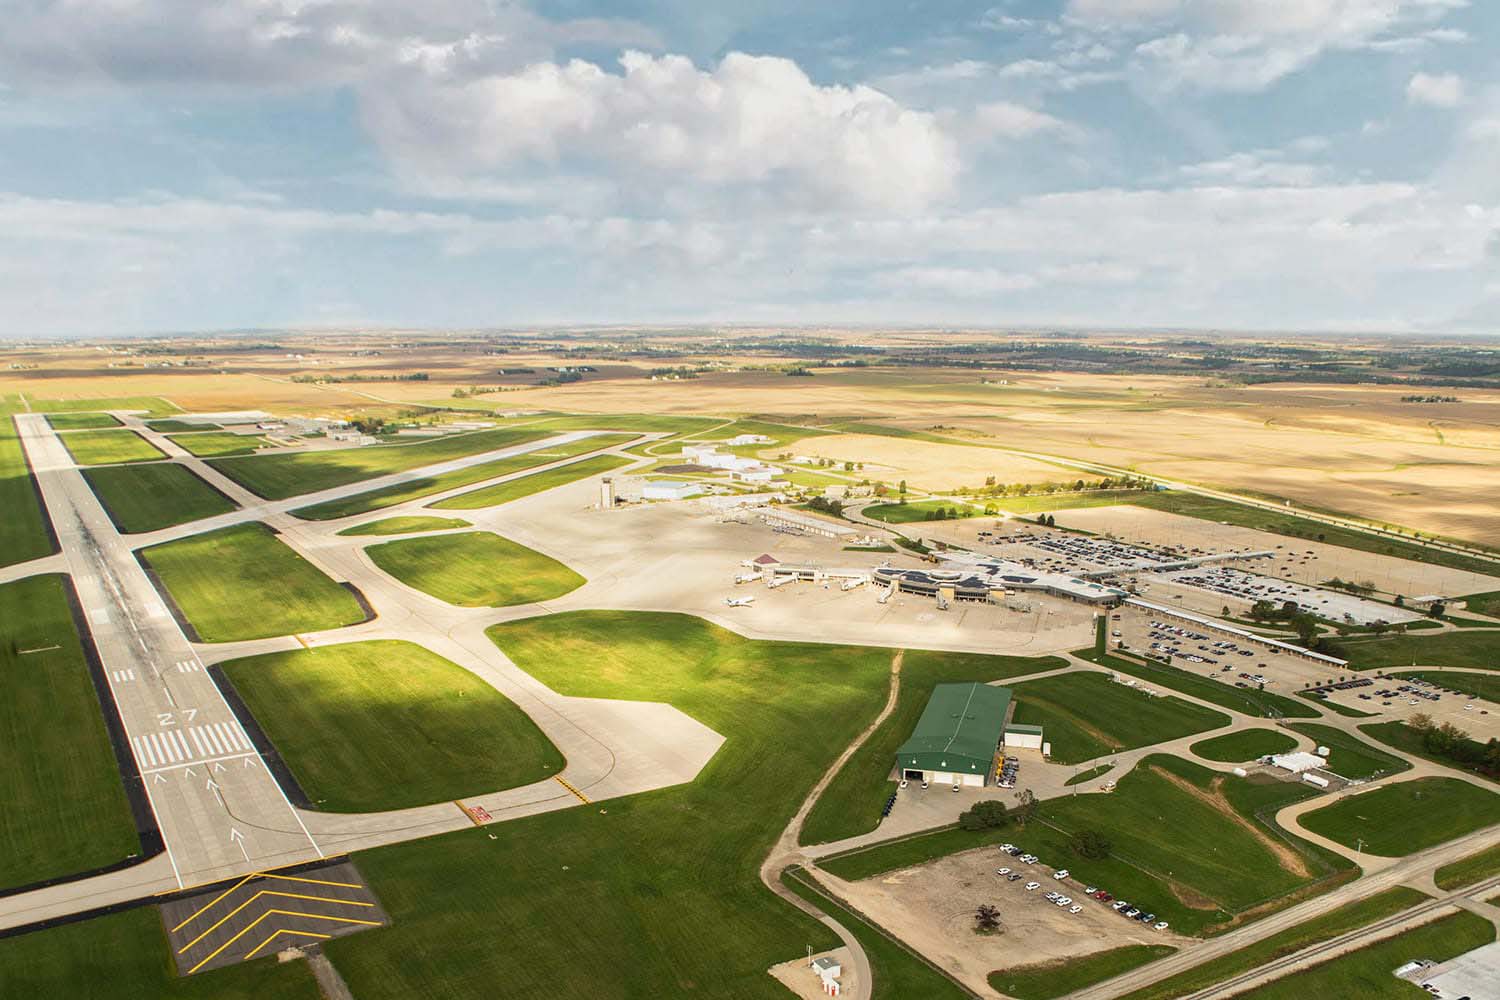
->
[725, 596, 756, 607]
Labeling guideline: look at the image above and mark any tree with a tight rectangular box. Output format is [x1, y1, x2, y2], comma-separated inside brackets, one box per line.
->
[1428, 601, 1447, 619]
[974, 904, 1002, 934]
[899, 479, 907, 496]
[1070, 830, 1112, 859]
[1408, 712, 1435, 733]
[1014, 789, 1037, 826]
[959, 799, 1009, 831]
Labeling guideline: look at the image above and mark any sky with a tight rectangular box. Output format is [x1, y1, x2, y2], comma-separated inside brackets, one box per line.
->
[1, 0, 1497, 337]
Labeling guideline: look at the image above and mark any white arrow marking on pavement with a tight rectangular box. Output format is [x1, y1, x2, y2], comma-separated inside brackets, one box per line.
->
[213, 762, 226, 773]
[184, 766, 197, 779]
[153, 773, 167, 784]
[229, 827, 249, 863]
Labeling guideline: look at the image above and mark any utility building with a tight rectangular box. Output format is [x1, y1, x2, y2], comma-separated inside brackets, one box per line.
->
[896, 683, 1012, 787]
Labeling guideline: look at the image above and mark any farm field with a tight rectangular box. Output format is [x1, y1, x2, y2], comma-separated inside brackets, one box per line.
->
[1232, 910, 1493, 1000]
[861, 499, 983, 523]
[0, 407, 56, 566]
[821, 755, 1349, 936]
[779, 432, 1073, 492]
[165, 431, 266, 457]
[45, 411, 119, 430]
[429, 452, 632, 509]
[1285, 723, 1409, 781]
[0, 905, 322, 999]
[291, 433, 634, 519]
[799, 649, 1068, 846]
[139, 522, 367, 642]
[991, 489, 1160, 515]
[0, 575, 139, 889]
[1299, 776, 1500, 856]
[58, 428, 166, 466]
[26, 395, 178, 418]
[1115, 886, 1431, 1000]
[1342, 631, 1500, 671]
[1434, 841, 1500, 890]
[337, 515, 471, 536]
[1190, 729, 1298, 762]
[83, 463, 237, 533]
[1009, 671, 1231, 765]
[221, 641, 562, 812]
[990, 944, 1176, 1000]
[317, 611, 894, 998]
[1079, 652, 1320, 719]
[366, 531, 582, 607]
[782, 868, 971, 1000]
[207, 425, 553, 500]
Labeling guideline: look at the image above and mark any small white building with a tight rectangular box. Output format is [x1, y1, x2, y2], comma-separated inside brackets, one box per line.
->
[725, 433, 772, 447]
[731, 465, 781, 483]
[643, 480, 704, 501]
[1269, 751, 1325, 774]
[811, 956, 842, 996]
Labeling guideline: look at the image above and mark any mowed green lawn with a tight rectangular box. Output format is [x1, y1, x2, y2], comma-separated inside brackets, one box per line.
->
[1342, 631, 1500, 670]
[147, 419, 219, 432]
[1435, 841, 1500, 890]
[208, 426, 552, 500]
[1234, 910, 1494, 1000]
[1300, 777, 1500, 856]
[430, 453, 633, 509]
[800, 649, 1067, 846]
[0, 905, 322, 1000]
[290, 433, 634, 520]
[1191, 728, 1298, 762]
[45, 411, 120, 430]
[338, 515, 471, 536]
[221, 641, 563, 812]
[0, 409, 57, 567]
[1079, 652, 1319, 719]
[821, 755, 1348, 935]
[319, 611, 895, 999]
[166, 431, 266, 457]
[1010, 671, 1231, 764]
[366, 532, 582, 607]
[31, 395, 178, 418]
[59, 428, 166, 466]
[861, 499, 983, 523]
[992, 490, 1158, 515]
[990, 945, 1176, 1000]
[1286, 723, 1409, 780]
[140, 522, 367, 641]
[83, 463, 237, 533]
[0, 575, 139, 888]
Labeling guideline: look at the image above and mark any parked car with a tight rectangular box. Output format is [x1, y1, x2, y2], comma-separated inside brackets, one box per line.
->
[1154, 921, 1169, 932]
[1069, 905, 1083, 914]
[1053, 869, 1069, 880]
[1025, 882, 1040, 891]
[996, 867, 1011, 876]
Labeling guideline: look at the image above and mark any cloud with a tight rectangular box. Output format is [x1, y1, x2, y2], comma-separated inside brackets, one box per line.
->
[1178, 152, 1330, 186]
[878, 266, 1038, 296]
[970, 101, 1071, 139]
[361, 50, 960, 213]
[1407, 71, 1465, 107]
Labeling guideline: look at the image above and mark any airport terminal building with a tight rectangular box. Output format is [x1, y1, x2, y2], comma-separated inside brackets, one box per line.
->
[896, 683, 1022, 788]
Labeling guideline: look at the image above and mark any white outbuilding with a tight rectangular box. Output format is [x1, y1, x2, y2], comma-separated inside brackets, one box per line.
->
[642, 480, 704, 501]
[1268, 751, 1325, 774]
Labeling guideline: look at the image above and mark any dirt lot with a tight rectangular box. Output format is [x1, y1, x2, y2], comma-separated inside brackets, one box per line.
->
[1053, 505, 1500, 599]
[817, 846, 1179, 998]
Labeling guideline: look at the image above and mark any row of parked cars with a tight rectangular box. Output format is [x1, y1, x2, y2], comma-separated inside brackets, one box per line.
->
[998, 755, 1021, 789]
[995, 844, 1169, 932]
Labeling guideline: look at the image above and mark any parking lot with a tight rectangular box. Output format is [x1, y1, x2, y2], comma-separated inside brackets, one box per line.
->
[823, 843, 1179, 997]
[1149, 565, 1421, 626]
[1315, 673, 1500, 741]
[1110, 604, 1334, 694]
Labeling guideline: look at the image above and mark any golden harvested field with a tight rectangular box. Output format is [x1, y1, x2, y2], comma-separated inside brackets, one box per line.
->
[781, 433, 1071, 490]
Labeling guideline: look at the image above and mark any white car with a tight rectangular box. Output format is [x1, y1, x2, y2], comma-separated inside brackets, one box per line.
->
[999, 843, 1016, 853]
[1057, 897, 1072, 906]
[1069, 905, 1083, 915]
[997, 867, 1012, 876]
[1025, 882, 1040, 891]
[1154, 921, 1170, 931]
[1053, 869, 1070, 880]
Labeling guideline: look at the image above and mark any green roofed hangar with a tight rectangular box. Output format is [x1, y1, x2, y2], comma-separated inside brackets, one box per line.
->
[896, 683, 1042, 788]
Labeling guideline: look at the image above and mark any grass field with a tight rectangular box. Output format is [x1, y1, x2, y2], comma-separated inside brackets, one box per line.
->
[221, 641, 562, 812]
[1233, 910, 1493, 1000]
[783, 868, 971, 1000]
[1301, 693, 1377, 718]
[315, 611, 895, 998]
[1461, 590, 1500, 618]
[861, 499, 983, 523]
[1299, 777, 1500, 856]
[338, 515, 471, 536]
[28, 395, 179, 418]
[0, 575, 139, 889]
[166, 431, 266, 457]
[0, 409, 56, 567]
[1132, 492, 1500, 578]
[147, 419, 218, 432]
[45, 411, 120, 430]
[290, 433, 633, 519]
[1285, 723, 1410, 780]
[1190, 729, 1298, 762]
[517, 412, 721, 435]
[990, 945, 1176, 1000]
[207, 425, 553, 500]
[799, 649, 1067, 846]
[1009, 672, 1231, 764]
[1357, 720, 1498, 784]
[1078, 652, 1319, 719]
[1435, 841, 1500, 890]
[1341, 631, 1500, 670]
[821, 755, 1348, 935]
[1116, 886, 1430, 1000]
[429, 453, 632, 509]
[365, 531, 583, 607]
[0, 905, 323, 999]
[59, 428, 166, 466]
[83, 463, 237, 533]
[140, 522, 367, 642]
[1066, 763, 1113, 786]
[991, 490, 1159, 515]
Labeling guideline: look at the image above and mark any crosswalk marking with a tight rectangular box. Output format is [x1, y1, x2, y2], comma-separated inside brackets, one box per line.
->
[132, 722, 255, 770]
[111, 668, 136, 683]
[175, 660, 203, 673]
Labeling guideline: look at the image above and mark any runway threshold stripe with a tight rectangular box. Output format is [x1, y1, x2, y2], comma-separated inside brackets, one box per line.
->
[201, 726, 225, 755]
[172, 731, 192, 760]
[188, 728, 207, 756]
[132, 736, 154, 767]
[221, 723, 248, 751]
[148, 733, 168, 763]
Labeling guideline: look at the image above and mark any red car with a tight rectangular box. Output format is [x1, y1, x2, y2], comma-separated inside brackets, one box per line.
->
[1094, 891, 1112, 901]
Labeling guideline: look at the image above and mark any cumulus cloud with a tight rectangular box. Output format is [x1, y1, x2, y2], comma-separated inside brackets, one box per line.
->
[1407, 71, 1465, 107]
[1178, 152, 1330, 186]
[361, 50, 960, 213]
